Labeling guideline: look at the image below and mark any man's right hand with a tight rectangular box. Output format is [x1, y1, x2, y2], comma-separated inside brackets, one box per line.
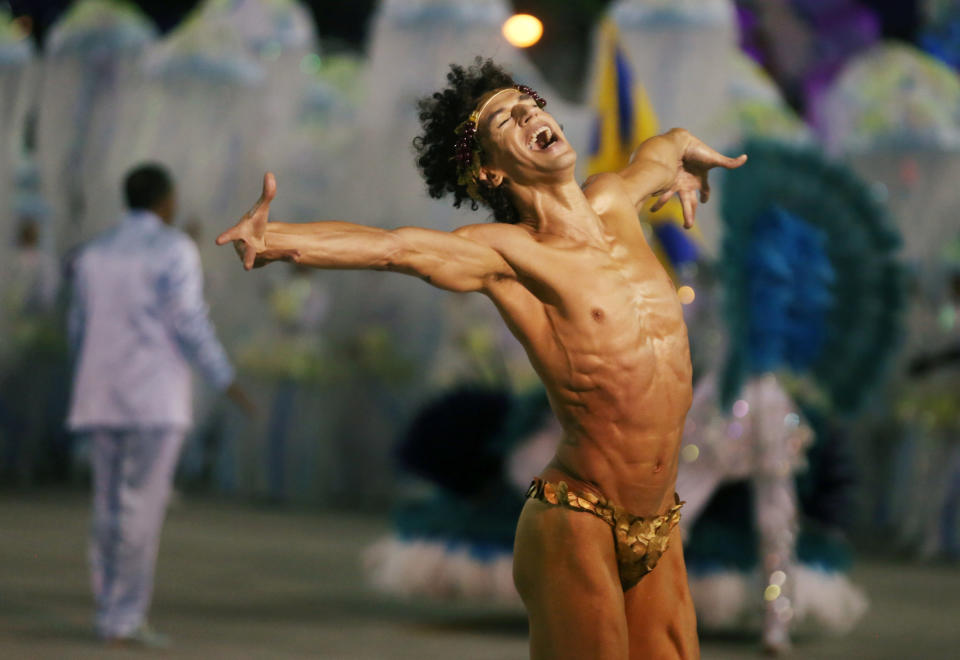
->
[225, 382, 257, 419]
[216, 172, 299, 270]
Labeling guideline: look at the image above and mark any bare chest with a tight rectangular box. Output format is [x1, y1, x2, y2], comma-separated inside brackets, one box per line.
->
[527, 240, 690, 390]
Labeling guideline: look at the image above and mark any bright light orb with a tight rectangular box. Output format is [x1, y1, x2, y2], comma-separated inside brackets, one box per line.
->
[732, 399, 749, 418]
[677, 285, 696, 305]
[680, 444, 700, 463]
[502, 14, 543, 48]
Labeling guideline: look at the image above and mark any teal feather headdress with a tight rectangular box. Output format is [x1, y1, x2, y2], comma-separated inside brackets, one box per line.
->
[720, 139, 905, 413]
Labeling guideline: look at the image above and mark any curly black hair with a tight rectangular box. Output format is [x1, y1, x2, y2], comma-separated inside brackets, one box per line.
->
[413, 58, 521, 224]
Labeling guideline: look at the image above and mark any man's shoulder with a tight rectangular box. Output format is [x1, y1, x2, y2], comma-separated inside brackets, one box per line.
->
[453, 221, 533, 248]
[162, 225, 195, 249]
[145, 223, 196, 257]
[581, 172, 632, 215]
[119, 223, 199, 271]
[87, 217, 190, 248]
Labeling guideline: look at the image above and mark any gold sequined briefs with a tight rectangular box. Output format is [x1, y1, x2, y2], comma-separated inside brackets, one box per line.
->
[525, 477, 684, 591]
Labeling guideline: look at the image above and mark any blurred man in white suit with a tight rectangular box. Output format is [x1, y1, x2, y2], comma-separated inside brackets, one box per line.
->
[66, 163, 253, 647]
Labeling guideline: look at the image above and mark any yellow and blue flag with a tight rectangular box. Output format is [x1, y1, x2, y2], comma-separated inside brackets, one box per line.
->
[586, 19, 700, 274]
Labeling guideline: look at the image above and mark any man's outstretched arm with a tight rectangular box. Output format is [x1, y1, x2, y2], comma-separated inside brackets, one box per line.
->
[215, 173, 515, 293]
[616, 128, 747, 227]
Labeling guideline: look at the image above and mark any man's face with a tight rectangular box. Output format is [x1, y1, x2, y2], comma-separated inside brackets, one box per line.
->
[475, 88, 576, 187]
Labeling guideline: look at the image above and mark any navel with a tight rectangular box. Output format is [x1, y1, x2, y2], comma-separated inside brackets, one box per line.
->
[653, 460, 664, 474]
[591, 308, 605, 322]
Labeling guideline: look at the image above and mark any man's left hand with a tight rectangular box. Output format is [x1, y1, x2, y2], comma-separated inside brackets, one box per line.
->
[651, 130, 747, 228]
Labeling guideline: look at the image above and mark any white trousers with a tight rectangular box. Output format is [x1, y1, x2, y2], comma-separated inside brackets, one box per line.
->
[85, 427, 185, 638]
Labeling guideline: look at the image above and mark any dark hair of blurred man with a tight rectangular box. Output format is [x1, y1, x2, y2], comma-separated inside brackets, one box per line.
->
[124, 163, 174, 220]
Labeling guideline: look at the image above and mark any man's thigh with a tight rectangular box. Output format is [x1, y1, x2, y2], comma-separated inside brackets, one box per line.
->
[623, 527, 700, 659]
[89, 428, 185, 539]
[513, 498, 628, 660]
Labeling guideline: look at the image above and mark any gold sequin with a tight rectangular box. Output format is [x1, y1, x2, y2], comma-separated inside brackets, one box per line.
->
[526, 478, 684, 590]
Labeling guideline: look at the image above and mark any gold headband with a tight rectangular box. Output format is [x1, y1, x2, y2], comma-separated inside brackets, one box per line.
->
[471, 88, 515, 127]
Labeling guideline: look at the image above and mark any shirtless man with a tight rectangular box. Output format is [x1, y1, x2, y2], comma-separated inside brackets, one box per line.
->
[217, 60, 745, 659]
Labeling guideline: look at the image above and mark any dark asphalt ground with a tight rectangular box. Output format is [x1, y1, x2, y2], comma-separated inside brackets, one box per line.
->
[1, 490, 957, 659]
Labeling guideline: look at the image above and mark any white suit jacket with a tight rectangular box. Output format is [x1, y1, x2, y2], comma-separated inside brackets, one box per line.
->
[66, 211, 234, 430]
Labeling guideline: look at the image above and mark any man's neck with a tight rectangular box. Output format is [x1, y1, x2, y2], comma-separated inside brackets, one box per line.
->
[509, 177, 603, 243]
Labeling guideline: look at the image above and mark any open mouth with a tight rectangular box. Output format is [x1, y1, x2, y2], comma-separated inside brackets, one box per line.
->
[528, 126, 560, 151]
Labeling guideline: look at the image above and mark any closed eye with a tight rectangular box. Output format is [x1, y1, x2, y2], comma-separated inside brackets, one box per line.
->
[495, 100, 537, 130]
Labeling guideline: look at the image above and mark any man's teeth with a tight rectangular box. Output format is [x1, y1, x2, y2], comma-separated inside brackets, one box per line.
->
[529, 126, 553, 149]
